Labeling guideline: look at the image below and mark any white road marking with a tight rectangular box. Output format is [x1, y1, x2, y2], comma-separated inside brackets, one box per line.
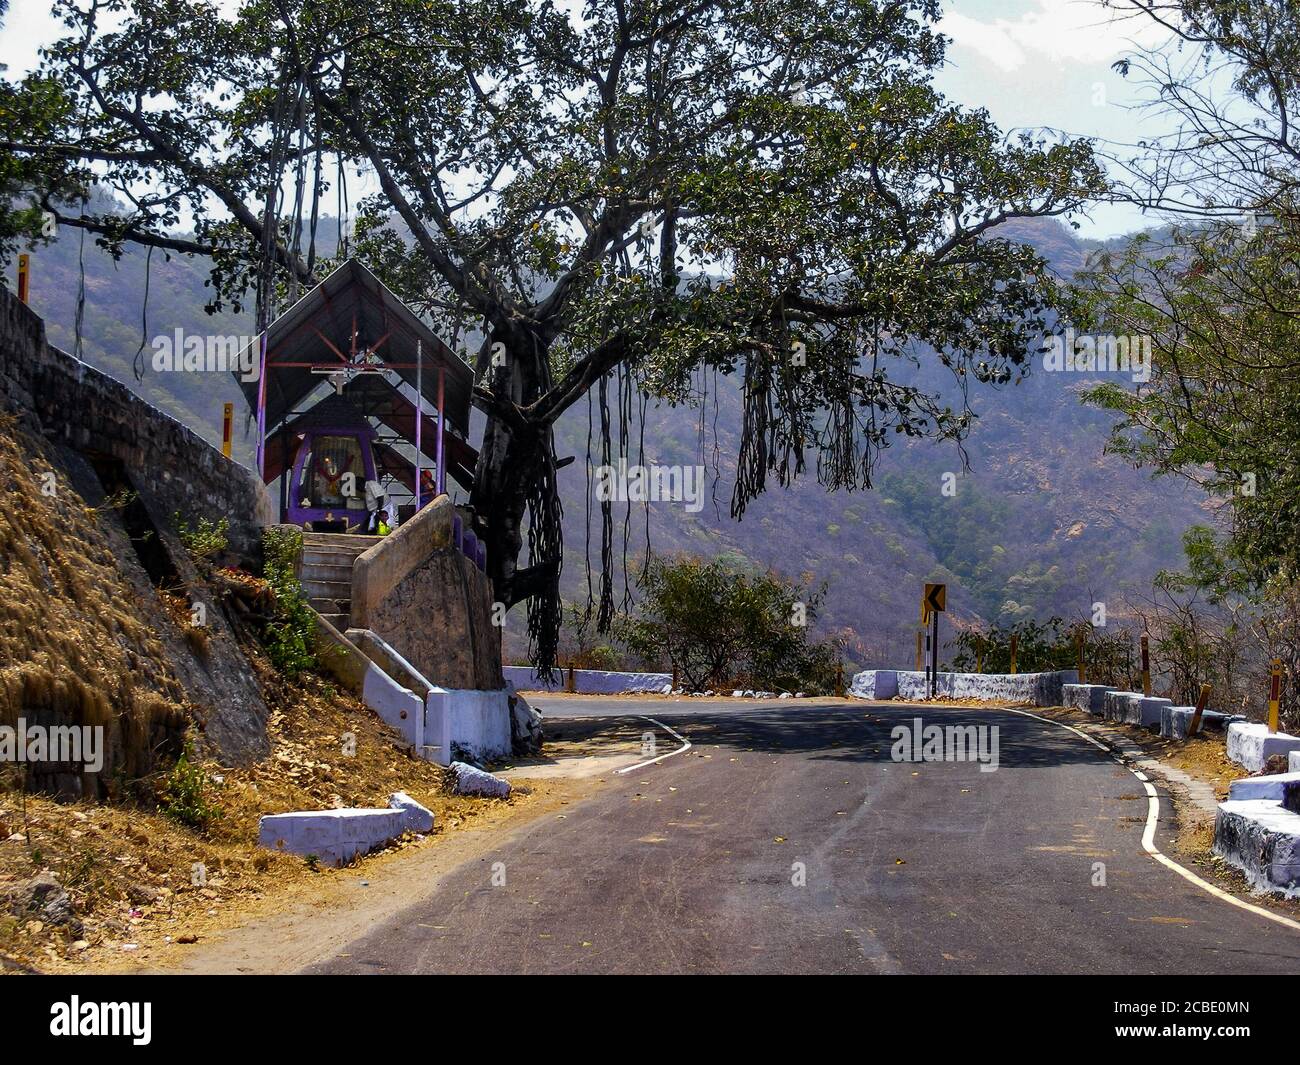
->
[614, 716, 693, 775]
[1001, 706, 1300, 934]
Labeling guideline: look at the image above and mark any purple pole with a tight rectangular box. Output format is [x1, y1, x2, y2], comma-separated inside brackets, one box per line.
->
[436, 366, 446, 496]
[414, 338, 423, 511]
[255, 331, 268, 479]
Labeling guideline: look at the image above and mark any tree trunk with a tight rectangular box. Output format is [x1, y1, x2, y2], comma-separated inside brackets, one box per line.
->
[469, 327, 563, 672]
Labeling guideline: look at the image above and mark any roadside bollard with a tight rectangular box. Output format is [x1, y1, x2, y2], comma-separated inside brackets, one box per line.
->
[1187, 683, 1212, 738]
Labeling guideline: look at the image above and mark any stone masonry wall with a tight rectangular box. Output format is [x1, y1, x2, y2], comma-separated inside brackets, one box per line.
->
[368, 551, 503, 691]
[0, 284, 273, 567]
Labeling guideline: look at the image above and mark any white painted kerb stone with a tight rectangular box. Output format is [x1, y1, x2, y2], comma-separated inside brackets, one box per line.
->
[258, 791, 434, 868]
[1160, 705, 1245, 740]
[1213, 799, 1300, 896]
[1126, 696, 1171, 729]
[849, 669, 1075, 706]
[503, 666, 672, 694]
[1225, 721, 1300, 773]
[1227, 772, 1300, 803]
[1063, 683, 1113, 714]
[1103, 691, 1140, 722]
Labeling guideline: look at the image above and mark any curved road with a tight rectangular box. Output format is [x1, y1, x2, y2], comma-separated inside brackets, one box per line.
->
[308, 699, 1300, 974]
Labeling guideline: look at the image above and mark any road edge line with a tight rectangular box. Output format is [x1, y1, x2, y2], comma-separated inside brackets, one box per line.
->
[614, 717, 693, 775]
[999, 706, 1300, 935]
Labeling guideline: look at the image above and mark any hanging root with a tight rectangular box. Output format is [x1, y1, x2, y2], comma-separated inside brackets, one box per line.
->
[524, 434, 564, 675]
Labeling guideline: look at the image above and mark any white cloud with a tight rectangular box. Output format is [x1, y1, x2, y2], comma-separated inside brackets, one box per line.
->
[942, 0, 1165, 73]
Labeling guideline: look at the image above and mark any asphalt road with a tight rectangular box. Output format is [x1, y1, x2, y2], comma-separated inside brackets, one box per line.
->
[308, 698, 1300, 974]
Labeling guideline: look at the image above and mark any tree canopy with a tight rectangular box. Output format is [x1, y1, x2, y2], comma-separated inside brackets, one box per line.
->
[9, 0, 1105, 669]
[1077, 0, 1300, 589]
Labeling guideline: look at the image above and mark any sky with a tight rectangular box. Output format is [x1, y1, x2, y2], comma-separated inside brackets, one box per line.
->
[0, 0, 1174, 238]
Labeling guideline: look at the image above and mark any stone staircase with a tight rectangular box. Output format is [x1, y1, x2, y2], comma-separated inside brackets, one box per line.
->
[300, 532, 381, 630]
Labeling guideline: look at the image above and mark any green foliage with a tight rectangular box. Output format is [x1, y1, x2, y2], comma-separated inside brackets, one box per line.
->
[160, 744, 222, 831]
[949, 616, 1135, 690]
[626, 554, 842, 693]
[174, 513, 229, 561]
[880, 469, 1055, 621]
[1074, 220, 1300, 592]
[950, 617, 1077, 675]
[0, 0, 79, 265]
[261, 526, 317, 678]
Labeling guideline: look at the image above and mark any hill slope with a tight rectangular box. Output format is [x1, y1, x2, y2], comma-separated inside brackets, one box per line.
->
[8, 214, 1207, 669]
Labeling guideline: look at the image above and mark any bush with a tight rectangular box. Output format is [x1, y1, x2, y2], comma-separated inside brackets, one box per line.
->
[626, 554, 842, 693]
[261, 526, 317, 677]
[159, 744, 221, 830]
[175, 514, 229, 561]
[949, 616, 1138, 686]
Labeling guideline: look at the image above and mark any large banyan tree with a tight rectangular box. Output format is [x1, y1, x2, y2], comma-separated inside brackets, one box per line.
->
[10, 0, 1104, 669]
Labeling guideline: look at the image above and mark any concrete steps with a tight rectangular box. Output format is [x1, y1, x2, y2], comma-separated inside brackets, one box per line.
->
[301, 577, 352, 601]
[302, 560, 354, 582]
[303, 532, 382, 552]
[299, 532, 381, 628]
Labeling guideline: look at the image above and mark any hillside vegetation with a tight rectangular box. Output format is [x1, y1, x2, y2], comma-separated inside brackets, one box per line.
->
[14, 213, 1207, 671]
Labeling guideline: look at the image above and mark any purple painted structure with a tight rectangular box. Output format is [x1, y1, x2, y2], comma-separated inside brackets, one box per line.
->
[285, 423, 380, 531]
[449, 512, 485, 572]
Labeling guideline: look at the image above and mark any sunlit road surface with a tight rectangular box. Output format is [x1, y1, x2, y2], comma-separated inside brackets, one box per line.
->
[308, 698, 1300, 974]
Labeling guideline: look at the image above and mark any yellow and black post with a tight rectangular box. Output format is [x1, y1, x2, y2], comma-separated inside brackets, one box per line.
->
[922, 584, 945, 699]
[1269, 658, 1282, 733]
[1140, 633, 1152, 696]
[221, 402, 234, 459]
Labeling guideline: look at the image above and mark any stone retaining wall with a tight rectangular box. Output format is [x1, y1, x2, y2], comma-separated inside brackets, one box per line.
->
[0, 284, 272, 568]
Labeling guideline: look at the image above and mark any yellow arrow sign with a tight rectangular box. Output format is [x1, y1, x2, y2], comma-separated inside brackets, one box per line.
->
[923, 583, 946, 621]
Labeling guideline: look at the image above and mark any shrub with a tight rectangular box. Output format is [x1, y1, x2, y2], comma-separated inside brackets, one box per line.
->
[261, 526, 317, 678]
[626, 554, 842, 693]
[160, 744, 221, 831]
[175, 514, 229, 561]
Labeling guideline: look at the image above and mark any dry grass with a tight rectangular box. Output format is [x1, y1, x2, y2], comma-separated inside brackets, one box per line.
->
[0, 414, 189, 780]
[0, 414, 538, 972]
[1148, 732, 1244, 802]
[0, 652, 533, 972]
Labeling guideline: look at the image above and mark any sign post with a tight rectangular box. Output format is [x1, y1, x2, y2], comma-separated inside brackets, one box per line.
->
[1075, 627, 1086, 685]
[17, 254, 29, 304]
[1268, 658, 1282, 733]
[923, 583, 945, 699]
